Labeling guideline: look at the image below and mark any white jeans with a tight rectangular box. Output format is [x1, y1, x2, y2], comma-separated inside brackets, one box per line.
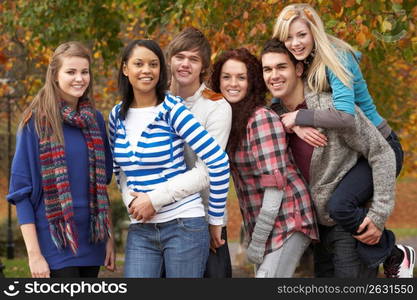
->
[256, 231, 311, 278]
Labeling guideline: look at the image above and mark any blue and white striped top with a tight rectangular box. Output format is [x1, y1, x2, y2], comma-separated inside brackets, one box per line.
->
[109, 93, 230, 225]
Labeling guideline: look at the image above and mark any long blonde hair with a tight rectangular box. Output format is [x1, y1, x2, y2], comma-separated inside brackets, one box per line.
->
[19, 41, 94, 144]
[273, 3, 355, 93]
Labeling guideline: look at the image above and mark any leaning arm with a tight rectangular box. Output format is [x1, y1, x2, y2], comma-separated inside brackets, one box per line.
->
[147, 101, 232, 211]
[295, 108, 355, 129]
[171, 102, 230, 226]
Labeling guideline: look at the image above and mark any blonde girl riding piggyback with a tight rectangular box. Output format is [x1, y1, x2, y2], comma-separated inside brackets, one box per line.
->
[272, 3, 414, 278]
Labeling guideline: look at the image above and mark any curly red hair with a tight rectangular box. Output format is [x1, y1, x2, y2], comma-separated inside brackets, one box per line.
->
[209, 48, 267, 157]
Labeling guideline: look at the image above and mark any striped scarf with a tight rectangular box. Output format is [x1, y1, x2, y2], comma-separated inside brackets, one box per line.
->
[39, 99, 110, 254]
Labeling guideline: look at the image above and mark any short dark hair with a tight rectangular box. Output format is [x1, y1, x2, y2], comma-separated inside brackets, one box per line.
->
[261, 38, 299, 67]
[165, 27, 211, 82]
[118, 39, 168, 119]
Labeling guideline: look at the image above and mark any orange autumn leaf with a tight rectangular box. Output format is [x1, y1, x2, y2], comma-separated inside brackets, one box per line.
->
[332, 0, 343, 14]
[345, 0, 356, 8]
[0, 51, 7, 64]
[356, 31, 367, 46]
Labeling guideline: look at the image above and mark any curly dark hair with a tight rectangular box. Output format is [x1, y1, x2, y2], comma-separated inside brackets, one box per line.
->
[209, 48, 267, 157]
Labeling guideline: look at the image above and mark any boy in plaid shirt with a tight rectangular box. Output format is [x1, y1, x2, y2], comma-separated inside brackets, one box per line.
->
[264, 39, 400, 278]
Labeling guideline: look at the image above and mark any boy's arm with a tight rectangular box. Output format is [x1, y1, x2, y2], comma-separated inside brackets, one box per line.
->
[142, 100, 232, 212]
[294, 108, 355, 129]
[342, 108, 396, 231]
[288, 52, 360, 130]
[170, 101, 230, 225]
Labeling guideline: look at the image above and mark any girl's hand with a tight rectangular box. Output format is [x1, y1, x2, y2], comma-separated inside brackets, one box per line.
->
[281, 111, 298, 130]
[292, 126, 327, 147]
[28, 253, 50, 278]
[104, 237, 116, 272]
[128, 192, 156, 222]
[353, 217, 382, 245]
[209, 225, 225, 253]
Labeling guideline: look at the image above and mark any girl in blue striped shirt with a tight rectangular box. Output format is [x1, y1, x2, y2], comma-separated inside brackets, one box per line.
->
[108, 39, 230, 278]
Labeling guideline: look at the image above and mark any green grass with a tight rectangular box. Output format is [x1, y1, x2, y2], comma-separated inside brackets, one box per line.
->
[390, 228, 417, 239]
[0, 256, 126, 278]
[0, 256, 30, 278]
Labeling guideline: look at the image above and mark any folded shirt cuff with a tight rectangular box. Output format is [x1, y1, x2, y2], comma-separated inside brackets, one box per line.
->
[208, 216, 224, 226]
[295, 109, 315, 127]
[366, 211, 386, 232]
[15, 199, 35, 224]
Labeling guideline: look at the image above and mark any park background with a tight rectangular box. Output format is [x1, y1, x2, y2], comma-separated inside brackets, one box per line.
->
[0, 0, 416, 277]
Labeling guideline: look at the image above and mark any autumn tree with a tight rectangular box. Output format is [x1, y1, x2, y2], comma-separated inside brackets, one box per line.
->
[0, 0, 126, 176]
[127, 0, 417, 176]
[1, 0, 417, 178]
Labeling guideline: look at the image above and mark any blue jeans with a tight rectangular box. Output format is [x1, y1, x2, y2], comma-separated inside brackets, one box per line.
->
[124, 217, 209, 278]
[314, 224, 378, 278]
[327, 130, 403, 267]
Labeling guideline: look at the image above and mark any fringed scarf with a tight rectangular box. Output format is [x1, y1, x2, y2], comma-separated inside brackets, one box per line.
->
[39, 99, 110, 254]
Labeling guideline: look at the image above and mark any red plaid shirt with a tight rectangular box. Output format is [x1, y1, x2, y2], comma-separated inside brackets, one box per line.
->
[230, 107, 319, 254]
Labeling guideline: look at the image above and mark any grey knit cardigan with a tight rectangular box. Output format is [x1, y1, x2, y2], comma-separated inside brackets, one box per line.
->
[272, 85, 396, 231]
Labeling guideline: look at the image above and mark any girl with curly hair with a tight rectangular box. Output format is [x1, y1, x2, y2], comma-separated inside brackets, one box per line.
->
[210, 48, 318, 277]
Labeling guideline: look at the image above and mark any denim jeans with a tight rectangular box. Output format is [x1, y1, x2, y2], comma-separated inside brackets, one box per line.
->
[314, 224, 378, 278]
[124, 217, 209, 278]
[327, 130, 403, 267]
[204, 226, 232, 278]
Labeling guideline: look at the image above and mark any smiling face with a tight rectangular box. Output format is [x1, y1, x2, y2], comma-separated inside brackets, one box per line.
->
[123, 46, 160, 96]
[219, 59, 248, 104]
[57, 56, 90, 102]
[284, 18, 314, 61]
[170, 49, 203, 89]
[262, 52, 303, 99]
